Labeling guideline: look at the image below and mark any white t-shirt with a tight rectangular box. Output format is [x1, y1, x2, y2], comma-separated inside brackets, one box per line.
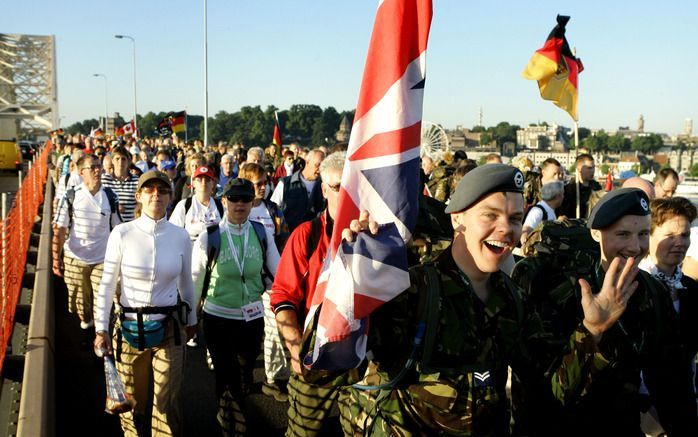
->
[169, 196, 223, 241]
[249, 202, 275, 236]
[270, 174, 318, 206]
[54, 185, 121, 264]
[523, 200, 556, 230]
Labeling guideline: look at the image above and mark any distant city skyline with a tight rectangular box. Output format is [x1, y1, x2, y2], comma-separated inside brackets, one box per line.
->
[3, 0, 697, 135]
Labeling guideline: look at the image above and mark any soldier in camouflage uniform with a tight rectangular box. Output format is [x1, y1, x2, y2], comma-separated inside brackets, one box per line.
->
[425, 161, 453, 203]
[512, 188, 698, 436]
[340, 164, 647, 436]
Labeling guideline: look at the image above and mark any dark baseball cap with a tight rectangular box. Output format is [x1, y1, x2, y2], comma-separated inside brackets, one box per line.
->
[221, 178, 254, 199]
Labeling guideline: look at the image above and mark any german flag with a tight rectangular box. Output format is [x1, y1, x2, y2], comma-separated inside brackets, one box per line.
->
[522, 15, 583, 121]
[170, 111, 186, 133]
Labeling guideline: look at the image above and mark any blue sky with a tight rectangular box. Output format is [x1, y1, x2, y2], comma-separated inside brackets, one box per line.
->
[3, 0, 697, 135]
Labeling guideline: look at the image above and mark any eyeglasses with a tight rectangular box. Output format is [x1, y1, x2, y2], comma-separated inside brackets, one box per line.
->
[225, 195, 254, 203]
[81, 164, 102, 171]
[141, 185, 172, 195]
[325, 182, 341, 193]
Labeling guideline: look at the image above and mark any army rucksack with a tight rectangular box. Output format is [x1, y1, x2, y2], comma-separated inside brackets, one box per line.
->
[513, 218, 599, 321]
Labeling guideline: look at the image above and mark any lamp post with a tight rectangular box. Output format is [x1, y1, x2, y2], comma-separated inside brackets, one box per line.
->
[92, 74, 108, 132]
[114, 34, 138, 133]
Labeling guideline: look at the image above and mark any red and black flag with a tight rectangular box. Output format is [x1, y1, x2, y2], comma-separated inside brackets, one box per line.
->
[170, 111, 186, 133]
[522, 15, 583, 120]
[271, 111, 282, 156]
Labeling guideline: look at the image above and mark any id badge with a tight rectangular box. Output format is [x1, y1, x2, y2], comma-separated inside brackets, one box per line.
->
[242, 301, 264, 322]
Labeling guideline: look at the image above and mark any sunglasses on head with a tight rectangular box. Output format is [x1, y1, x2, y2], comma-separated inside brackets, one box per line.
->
[141, 185, 172, 195]
[225, 195, 254, 203]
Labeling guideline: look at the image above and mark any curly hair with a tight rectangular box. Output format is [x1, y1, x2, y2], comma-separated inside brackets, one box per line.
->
[649, 196, 697, 234]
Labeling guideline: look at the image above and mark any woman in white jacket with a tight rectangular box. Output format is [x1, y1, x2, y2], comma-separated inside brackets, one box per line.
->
[191, 178, 279, 435]
[94, 170, 198, 437]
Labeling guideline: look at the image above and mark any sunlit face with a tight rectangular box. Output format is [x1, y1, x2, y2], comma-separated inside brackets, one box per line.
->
[422, 157, 434, 175]
[592, 215, 650, 271]
[79, 156, 102, 185]
[224, 194, 253, 224]
[221, 157, 234, 175]
[577, 159, 595, 183]
[136, 181, 171, 220]
[541, 164, 563, 184]
[112, 153, 129, 176]
[247, 152, 263, 165]
[650, 214, 691, 273]
[249, 175, 267, 200]
[304, 152, 324, 181]
[189, 159, 203, 176]
[655, 177, 678, 199]
[321, 168, 342, 220]
[193, 175, 215, 197]
[451, 192, 524, 278]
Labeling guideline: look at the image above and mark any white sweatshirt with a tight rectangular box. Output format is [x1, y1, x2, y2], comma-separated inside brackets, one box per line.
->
[95, 213, 197, 333]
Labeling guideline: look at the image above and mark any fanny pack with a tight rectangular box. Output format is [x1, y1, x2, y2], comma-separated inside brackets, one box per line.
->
[120, 319, 167, 349]
[115, 301, 191, 362]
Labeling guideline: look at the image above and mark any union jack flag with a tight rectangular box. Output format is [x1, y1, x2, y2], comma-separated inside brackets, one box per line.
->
[304, 0, 433, 370]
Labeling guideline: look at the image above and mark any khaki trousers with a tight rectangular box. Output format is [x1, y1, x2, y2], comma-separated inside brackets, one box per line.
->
[113, 319, 185, 437]
[63, 254, 103, 323]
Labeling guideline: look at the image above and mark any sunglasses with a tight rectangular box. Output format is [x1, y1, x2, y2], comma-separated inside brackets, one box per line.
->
[225, 195, 254, 203]
[141, 185, 172, 195]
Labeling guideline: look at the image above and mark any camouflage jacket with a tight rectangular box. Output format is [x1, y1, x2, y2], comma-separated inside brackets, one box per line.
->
[512, 260, 698, 436]
[426, 165, 452, 203]
[344, 248, 590, 436]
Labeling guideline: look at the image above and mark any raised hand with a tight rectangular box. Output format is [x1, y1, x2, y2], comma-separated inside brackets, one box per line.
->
[580, 256, 639, 341]
[341, 210, 379, 243]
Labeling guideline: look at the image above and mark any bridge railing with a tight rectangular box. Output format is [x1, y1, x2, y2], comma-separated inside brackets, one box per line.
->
[0, 141, 51, 375]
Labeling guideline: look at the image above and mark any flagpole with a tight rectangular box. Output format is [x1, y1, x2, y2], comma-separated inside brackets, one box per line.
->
[203, 0, 209, 148]
[574, 120, 581, 218]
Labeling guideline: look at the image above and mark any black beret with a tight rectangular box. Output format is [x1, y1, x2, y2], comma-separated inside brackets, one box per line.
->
[445, 164, 524, 213]
[221, 178, 254, 199]
[587, 188, 650, 230]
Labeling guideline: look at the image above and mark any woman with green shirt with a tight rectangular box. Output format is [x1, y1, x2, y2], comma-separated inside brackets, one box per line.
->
[192, 178, 280, 435]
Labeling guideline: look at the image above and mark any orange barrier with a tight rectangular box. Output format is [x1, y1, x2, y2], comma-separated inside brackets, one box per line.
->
[0, 141, 52, 375]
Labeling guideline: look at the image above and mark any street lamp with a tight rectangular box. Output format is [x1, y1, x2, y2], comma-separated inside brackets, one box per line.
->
[92, 74, 108, 132]
[114, 34, 138, 133]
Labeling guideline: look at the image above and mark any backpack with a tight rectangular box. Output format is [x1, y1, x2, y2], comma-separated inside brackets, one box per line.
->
[523, 204, 550, 223]
[185, 196, 224, 219]
[519, 218, 598, 265]
[65, 186, 121, 230]
[201, 220, 274, 299]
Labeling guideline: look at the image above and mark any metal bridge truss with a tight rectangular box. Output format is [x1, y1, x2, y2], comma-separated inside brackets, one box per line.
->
[0, 34, 58, 138]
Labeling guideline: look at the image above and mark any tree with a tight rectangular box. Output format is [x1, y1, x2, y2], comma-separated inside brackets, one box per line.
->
[311, 106, 340, 146]
[286, 104, 323, 144]
[581, 131, 609, 152]
[690, 163, 698, 177]
[492, 122, 519, 146]
[631, 134, 663, 154]
[607, 134, 631, 153]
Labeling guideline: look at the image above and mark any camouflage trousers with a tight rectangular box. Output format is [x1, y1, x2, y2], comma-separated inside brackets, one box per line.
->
[285, 374, 353, 437]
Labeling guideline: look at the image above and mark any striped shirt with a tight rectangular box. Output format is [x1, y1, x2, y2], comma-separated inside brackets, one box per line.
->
[101, 173, 139, 222]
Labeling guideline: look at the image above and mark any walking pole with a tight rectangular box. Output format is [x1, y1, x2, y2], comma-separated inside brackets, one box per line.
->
[574, 121, 581, 218]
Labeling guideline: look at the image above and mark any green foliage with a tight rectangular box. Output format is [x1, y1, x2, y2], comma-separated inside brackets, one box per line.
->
[66, 118, 100, 135]
[690, 163, 698, 177]
[600, 163, 609, 175]
[607, 134, 631, 152]
[631, 134, 663, 154]
[581, 131, 609, 152]
[66, 104, 353, 147]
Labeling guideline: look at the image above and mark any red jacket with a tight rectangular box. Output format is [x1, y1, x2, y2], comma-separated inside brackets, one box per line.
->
[273, 163, 295, 186]
[270, 212, 329, 319]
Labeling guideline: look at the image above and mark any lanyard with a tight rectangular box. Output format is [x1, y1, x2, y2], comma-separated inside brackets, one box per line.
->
[223, 222, 250, 297]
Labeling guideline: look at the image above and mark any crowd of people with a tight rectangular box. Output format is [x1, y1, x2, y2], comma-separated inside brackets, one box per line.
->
[47, 129, 697, 436]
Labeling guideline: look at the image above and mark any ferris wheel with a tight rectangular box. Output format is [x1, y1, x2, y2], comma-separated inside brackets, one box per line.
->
[420, 121, 450, 158]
